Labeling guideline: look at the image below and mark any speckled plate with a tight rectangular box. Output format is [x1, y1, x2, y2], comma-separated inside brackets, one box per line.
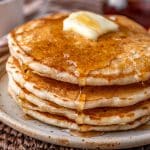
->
[0, 68, 150, 149]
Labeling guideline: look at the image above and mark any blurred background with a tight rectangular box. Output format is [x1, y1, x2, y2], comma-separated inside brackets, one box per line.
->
[0, 0, 150, 38]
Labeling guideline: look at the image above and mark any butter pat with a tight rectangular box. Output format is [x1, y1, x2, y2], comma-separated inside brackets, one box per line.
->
[63, 11, 119, 40]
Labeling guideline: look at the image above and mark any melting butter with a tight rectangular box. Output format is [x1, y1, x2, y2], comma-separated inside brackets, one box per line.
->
[76, 14, 100, 33]
[63, 11, 119, 40]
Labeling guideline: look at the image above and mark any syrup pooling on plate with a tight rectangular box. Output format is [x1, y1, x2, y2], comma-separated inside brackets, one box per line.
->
[11, 15, 150, 83]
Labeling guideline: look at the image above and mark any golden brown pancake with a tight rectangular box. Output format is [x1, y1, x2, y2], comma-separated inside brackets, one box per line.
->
[6, 12, 150, 133]
[8, 13, 150, 85]
[6, 57, 150, 109]
[8, 76, 150, 126]
[8, 86, 150, 132]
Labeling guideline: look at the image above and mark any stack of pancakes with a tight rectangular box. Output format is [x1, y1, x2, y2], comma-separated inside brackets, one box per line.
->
[6, 13, 150, 132]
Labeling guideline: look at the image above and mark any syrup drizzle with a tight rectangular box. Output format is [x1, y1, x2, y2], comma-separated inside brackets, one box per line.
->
[78, 77, 86, 86]
[75, 87, 86, 128]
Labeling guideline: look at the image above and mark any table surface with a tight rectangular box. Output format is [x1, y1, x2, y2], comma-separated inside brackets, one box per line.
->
[0, 0, 150, 149]
[0, 122, 150, 150]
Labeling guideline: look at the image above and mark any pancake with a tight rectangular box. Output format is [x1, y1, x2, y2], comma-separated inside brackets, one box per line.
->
[8, 13, 150, 86]
[9, 74, 77, 120]
[8, 74, 150, 126]
[8, 86, 150, 132]
[7, 57, 150, 109]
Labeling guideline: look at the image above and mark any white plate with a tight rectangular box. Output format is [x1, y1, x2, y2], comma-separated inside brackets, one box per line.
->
[0, 71, 150, 149]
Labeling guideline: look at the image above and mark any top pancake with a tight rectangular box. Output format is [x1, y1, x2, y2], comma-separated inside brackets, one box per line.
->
[8, 13, 150, 86]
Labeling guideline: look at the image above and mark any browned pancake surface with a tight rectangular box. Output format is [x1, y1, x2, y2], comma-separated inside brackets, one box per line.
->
[13, 58, 150, 102]
[10, 14, 150, 78]
[12, 84, 150, 122]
